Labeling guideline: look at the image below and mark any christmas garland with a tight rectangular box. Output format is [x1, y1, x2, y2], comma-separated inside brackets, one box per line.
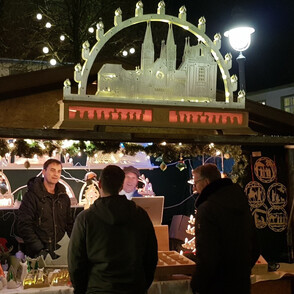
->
[0, 139, 248, 183]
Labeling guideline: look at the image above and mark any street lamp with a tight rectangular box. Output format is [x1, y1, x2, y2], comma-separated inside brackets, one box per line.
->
[224, 26, 255, 91]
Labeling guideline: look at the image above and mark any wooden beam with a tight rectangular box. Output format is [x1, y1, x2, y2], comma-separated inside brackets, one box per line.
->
[0, 127, 293, 145]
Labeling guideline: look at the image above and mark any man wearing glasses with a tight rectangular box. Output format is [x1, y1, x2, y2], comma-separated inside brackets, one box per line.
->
[190, 163, 259, 294]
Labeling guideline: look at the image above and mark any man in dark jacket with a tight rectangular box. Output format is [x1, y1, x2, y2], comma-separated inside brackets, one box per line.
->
[17, 159, 73, 259]
[68, 165, 158, 294]
[190, 164, 259, 294]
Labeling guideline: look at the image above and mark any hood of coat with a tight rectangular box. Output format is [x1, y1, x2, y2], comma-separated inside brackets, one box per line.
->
[27, 176, 66, 199]
[90, 195, 139, 225]
[195, 178, 247, 212]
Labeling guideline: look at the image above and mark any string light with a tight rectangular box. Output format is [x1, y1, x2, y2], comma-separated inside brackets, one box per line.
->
[42, 47, 49, 54]
[0, 139, 247, 183]
[36, 13, 42, 20]
[45, 22, 52, 28]
[50, 58, 57, 66]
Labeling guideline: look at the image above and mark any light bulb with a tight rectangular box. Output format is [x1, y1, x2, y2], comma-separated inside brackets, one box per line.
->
[224, 27, 255, 52]
[42, 46, 49, 54]
[60, 35, 65, 41]
[36, 13, 42, 20]
[45, 22, 52, 28]
[50, 58, 57, 66]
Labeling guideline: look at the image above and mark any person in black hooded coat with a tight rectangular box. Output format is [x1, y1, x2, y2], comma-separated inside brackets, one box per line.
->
[68, 165, 158, 294]
[190, 164, 260, 294]
[17, 159, 73, 259]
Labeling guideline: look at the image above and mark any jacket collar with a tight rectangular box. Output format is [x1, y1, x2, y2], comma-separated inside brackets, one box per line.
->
[195, 178, 233, 208]
[28, 176, 66, 199]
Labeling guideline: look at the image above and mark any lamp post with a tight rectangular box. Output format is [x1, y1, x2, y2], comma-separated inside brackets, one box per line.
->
[224, 27, 255, 92]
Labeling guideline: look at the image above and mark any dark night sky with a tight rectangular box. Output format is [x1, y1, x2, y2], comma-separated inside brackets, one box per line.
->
[167, 0, 294, 92]
[115, 0, 294, 92]
[2, 0, 294, 92]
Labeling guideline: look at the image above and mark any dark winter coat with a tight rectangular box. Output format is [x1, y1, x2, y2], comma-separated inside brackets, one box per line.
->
[68, 195, 158, 294]
[17, 177, 73, 258]
[191, 178, 260, 294]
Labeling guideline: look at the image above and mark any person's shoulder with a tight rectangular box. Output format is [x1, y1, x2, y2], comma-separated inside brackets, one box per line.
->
[56, 182, 66, 194]
[22, 177, 43, 200]
[26, 177, 42, 191]
[132, 190, 142, 197]
[133, 202, 151, 220]
[75, 208, 89, 223]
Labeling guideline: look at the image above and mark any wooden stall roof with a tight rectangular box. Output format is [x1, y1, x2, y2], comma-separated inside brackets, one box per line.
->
[0, 65, 294, 145]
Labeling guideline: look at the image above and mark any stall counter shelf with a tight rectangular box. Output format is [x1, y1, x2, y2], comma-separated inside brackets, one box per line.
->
[0, 279, 194, 294]
[3, 263, 294, 294]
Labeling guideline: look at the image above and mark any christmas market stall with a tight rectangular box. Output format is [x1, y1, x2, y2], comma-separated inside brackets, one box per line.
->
[0, 2, 294, 293]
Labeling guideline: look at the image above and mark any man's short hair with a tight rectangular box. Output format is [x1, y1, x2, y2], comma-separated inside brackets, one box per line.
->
[100, 165, 125, 195]
[43, 158, 62, 170]
[193, 163, 221, 183]
[123, 166, 140, 178]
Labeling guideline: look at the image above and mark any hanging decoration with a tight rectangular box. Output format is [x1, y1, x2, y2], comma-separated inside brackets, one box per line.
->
[254, 157, 277, 183]
[160, 162, 167, 171]
[24, 160, 31, 169]
[0, 138, 248, 182]
[176, 153, 187, 171]
[245, 155, 288, 232]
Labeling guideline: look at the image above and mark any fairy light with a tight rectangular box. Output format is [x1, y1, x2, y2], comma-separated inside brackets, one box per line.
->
[24, 139, 33, 144]
[36, 13, 42, 20]
[50, 58, 57, 66]
[45, 22, 52, 28]
[39, 142, 46, 150]
[42, 46, 49, 54]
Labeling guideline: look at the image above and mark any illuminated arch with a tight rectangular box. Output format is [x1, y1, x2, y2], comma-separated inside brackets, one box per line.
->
[66, 1, 241, 106]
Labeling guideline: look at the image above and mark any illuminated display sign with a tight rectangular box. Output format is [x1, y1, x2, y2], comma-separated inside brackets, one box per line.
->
[169, 111, 243, 125]
[61, 104, 247, 130]
[69, 106, 152, 122]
